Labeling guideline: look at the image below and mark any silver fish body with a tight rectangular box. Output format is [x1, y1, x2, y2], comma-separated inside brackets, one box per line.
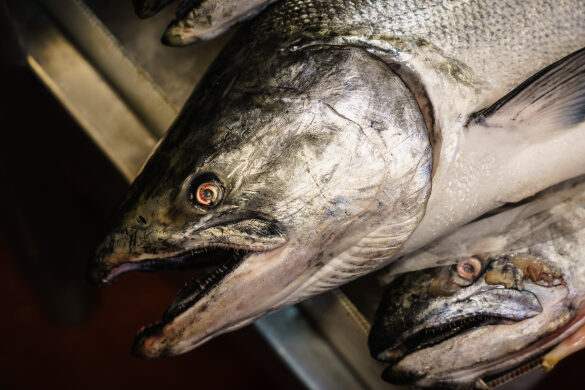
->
[90, 0, 585, 357]
[370, 178, 585, 388]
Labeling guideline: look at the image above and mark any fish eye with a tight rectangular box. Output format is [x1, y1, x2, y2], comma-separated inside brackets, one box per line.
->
[456, 257, 483, 281]
[188, 174, 224, 208]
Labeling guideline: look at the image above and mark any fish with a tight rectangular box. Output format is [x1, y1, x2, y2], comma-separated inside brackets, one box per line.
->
[132, 0, 279, 44]
[89, 0, 585, 358]
[369, 178, 585, 389]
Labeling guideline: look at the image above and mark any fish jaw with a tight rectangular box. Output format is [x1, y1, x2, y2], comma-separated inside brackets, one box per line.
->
[162, 0, 279, 45]
[88, 42, 432, 356]
[387, 286, 577, 389]
[131, 242, 311, 357]
[369, 270, 543, 364]
[88, 215, 288, 285]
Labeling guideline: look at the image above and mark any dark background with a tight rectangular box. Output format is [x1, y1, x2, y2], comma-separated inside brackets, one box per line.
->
[0, 2, 584, 389]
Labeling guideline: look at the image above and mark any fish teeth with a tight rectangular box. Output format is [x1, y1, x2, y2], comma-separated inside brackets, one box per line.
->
[474, 379, 489, 390]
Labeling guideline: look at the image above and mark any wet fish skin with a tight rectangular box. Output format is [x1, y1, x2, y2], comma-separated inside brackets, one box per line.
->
[90, 0, 585, 357]
[91, 44, 431, 357]
[155, 0, 585, 253]
[370, 181, 585, 388]
[130, 0, 280, 44]
[163, 0, 279, 45]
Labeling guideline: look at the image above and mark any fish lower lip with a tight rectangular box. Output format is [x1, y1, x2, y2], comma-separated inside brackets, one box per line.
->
[375, 287, 543, 365]
[380, 315, 508, 386]
[162, 249, 251, 321]
[380, 314, 504, 365]
[129, 247, 253, 357]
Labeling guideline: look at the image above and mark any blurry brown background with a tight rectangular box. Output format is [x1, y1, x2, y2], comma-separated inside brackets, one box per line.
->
[1, 1, 584, 389]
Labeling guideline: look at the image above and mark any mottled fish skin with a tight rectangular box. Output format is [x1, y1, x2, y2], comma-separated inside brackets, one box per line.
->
[91, 0, 585, 357]
[250, 0, 585, 255]
[162, 0, 585, 256]
[370, 181, 585, 388]
[163, 0, 280, 45]
[91, 43, 431, 357]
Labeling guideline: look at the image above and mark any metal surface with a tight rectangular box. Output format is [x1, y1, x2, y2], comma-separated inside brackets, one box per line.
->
[301, 291, 394, 390]
[39, 0, 177, 137]
[7, 0, 156, 181]
[256, 307, 368, 390]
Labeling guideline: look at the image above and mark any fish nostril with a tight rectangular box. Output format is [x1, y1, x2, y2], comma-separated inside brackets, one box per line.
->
[137, 215, 147, 225]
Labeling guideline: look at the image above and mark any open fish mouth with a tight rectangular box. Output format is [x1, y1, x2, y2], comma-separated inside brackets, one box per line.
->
[160, 247, 251, 321]
[375, 285, 585, 389]
[99, 244, 257, 281]
[99, 246, 250, 284]
[384, 314, 585, 390]
[125, 246, 254, 355]
[378, 314, 520, 387]
[90, 237, 285, 357]
[372, 287, 542, 364]
[379, 314, 506, 365]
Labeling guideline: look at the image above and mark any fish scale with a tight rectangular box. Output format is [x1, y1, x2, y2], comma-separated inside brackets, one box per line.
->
[255, 0, 584, 93]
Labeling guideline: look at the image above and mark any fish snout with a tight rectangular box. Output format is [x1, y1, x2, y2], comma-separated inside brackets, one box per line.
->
[132, 322, 171, 359]
[87, 225, 150, 285]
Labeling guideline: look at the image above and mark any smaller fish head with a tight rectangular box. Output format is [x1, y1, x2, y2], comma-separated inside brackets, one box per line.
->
[370, 252, 580, 388]
[89, 45, 431, 357]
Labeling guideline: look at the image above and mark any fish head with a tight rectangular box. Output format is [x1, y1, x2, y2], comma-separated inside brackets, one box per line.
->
[88, 44, 432, 357]
[369, 248, 585, 389]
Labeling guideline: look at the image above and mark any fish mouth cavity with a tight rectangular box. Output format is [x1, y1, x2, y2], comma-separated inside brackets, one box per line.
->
[102, 244, 255, 322]
[162, 247, 250, 321]
[101, 246, 244, 284]
[378, 314, 507, 365]
[379, 314, 517, 387]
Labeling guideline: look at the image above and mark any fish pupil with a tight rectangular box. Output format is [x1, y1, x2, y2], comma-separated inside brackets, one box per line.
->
[462, 263, 475, 274]
[203, 188, 214, 200]
[189, 173, 224, 208]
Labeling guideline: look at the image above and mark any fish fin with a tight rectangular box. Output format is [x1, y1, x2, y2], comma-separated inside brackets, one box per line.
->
[470, 47, 585, 133]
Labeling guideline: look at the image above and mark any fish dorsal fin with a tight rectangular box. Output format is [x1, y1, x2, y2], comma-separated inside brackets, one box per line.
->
[471, 47, 585, 133]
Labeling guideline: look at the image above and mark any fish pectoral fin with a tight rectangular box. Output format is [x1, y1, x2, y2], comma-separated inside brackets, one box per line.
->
[470, 47, 585, 134]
